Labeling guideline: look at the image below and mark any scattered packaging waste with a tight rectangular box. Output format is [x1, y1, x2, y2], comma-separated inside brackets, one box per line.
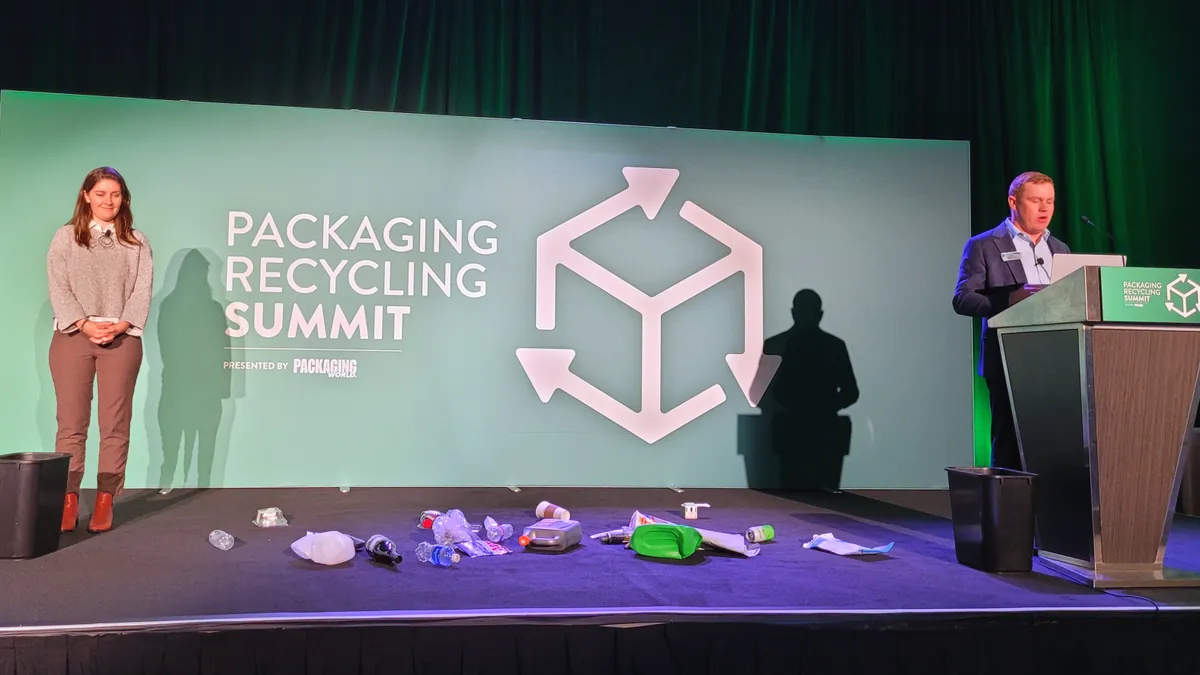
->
[432, 510, 474, 547]
[535, 500, 571, 520]
[680, 502, 710, 520]
[213, 498, 782, 566]
[629, 523, 703, 559]
[253, 507, 288, 528]
[458, 539, 512, 557]
[432, 509, 512, 557]
[591, 527, 633, 544]
[290, 531, 357, 565]
[519, 518, 582, 551]
[418, 510, 442, 529]
[208, 529, 234, 551]
[629, 511, 760, 557]
[803, 532, 895, 556]
[364, 534, 402, 565]
[483, 516, 514, 542]
[630, 511, 671, 527]
[416, 541, 461, 566]
[746, 525, 775, 543]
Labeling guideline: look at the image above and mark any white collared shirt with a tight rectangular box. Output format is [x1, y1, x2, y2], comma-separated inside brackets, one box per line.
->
[1005, 218, 1053, 284]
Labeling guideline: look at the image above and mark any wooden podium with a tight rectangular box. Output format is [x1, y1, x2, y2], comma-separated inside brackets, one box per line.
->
[989, 265, 1200, 588]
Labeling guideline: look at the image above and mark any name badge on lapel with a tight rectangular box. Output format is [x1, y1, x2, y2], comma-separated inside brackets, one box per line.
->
[1001, 251, 1023, 262]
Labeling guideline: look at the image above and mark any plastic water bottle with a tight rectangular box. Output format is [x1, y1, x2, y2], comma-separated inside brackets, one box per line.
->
[483, 516, 513, 542]
[208, 529, 234, 551]
[415, 541, 460, 567]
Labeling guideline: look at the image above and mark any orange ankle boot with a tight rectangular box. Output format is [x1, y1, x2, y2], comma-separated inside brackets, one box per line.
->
[62, 493, 79, 532]
[88, 492, 114, 533]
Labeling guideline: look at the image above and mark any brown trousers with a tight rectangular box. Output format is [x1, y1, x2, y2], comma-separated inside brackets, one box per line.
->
[49, 331, 143, 494]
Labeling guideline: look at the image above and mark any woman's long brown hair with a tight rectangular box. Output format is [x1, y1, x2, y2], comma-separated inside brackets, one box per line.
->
[67, 167, 141, 248]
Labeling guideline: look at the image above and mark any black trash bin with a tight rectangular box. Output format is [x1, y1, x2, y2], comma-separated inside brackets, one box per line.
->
[946, 465, 1036, 573]
[0, 452, 72, 559]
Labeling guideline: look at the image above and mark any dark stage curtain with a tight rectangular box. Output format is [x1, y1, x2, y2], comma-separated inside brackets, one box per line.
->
[5, 614, 1200, 675]
[2, 0, 1194, 260]
[1, 0, 1196, 456]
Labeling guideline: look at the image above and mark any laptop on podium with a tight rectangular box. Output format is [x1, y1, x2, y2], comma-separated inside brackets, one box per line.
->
[1050, 253, 1127, 284]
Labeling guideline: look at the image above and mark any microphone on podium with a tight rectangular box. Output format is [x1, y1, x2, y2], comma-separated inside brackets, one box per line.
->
[1080, 214, 1116, 243]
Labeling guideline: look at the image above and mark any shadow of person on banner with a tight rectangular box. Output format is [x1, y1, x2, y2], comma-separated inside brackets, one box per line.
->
[148, 248, 240, 491]
[739, 289, 859, 491]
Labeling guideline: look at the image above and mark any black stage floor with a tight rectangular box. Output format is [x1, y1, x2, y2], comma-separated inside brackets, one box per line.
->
[4, 487, 1200, 674]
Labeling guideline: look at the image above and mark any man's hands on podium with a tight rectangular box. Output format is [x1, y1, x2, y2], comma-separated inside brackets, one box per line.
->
[1009, 284, 1047, 305]
[977, 284, 1046, 318]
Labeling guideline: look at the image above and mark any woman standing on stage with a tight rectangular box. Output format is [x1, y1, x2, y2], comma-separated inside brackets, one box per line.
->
[46, 166, 154, 533]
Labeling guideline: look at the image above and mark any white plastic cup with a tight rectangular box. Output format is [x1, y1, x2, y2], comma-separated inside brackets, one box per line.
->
[536, 500, 570, 520]
[681, 502, 710, 520]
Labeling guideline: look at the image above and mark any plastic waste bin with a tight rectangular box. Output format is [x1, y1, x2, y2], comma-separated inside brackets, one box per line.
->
[0, 452, 72, 559]
[946, 465, 1036, 573]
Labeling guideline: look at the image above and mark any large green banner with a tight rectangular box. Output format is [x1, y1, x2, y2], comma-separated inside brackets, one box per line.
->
[1100, 267, 1200, 323]
[0, 91, 973, 489]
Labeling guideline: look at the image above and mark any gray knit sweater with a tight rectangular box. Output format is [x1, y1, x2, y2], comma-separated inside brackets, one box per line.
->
[46, 223, 154, 336]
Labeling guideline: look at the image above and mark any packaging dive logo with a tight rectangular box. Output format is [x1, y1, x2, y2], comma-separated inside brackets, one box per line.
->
[1166, 273, 1200, 318]
[516, 167, 781, 443]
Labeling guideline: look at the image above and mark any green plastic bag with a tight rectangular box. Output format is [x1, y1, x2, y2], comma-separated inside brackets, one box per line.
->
[629, 523, 704, 559]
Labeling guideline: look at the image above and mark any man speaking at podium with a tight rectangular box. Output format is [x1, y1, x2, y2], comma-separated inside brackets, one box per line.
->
[953, 172, 1071, 470]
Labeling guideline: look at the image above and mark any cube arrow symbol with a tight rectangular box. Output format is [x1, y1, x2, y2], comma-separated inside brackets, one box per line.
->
[517, 167, 782, 443]
[1167, 273, 1200, 318]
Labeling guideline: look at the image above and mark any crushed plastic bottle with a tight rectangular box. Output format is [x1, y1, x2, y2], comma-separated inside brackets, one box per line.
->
[418, 510, 442, 529]
[432, 509, 474, 546]
[415, 541, 461, 567]
[483, 516, 514, 543]
[208, 529, 234, 551]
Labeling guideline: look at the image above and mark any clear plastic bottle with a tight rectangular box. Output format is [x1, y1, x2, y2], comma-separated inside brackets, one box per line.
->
[208, 529, 234, 551]
[415, 541, 460, 567]
[483, 516, 514, 542]
[432, 509, 473, 546]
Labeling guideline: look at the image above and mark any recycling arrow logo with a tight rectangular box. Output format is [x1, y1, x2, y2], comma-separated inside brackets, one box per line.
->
[1167, 273, 1200, 318]
[516, 167, 781, 443]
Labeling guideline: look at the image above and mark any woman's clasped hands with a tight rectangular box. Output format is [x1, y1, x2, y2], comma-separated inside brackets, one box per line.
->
[79, 319, 129, 345]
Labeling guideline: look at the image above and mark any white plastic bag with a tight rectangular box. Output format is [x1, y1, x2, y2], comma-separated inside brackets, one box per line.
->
[290, 530, 356, 565]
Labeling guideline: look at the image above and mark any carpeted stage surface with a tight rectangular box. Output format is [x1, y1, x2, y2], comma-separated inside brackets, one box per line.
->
[4, 487, 1200, 628]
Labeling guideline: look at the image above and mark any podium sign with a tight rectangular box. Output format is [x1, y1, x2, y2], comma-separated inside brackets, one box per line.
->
[1099, 267, 1200, 324]
[991, 266, 1200, 588]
